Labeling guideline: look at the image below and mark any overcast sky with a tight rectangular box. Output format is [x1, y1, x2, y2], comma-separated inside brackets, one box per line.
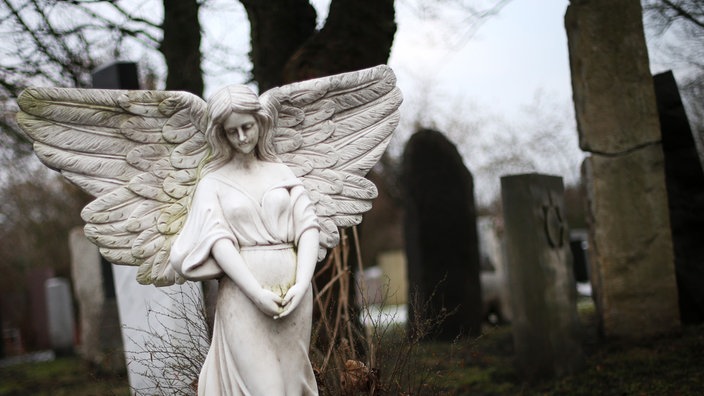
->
[388, 0, 573, 122]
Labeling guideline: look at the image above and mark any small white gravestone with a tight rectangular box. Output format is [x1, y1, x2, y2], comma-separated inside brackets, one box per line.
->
[45, 277, 75, 355]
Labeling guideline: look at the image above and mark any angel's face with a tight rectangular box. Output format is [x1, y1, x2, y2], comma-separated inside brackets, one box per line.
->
[223, 112, 259, 155]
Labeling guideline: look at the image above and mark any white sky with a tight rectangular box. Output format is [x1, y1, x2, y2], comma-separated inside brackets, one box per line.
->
[388, 0, 573, 122]
[200, 0, 574, 118]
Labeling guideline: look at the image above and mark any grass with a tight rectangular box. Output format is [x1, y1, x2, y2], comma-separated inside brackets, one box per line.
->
[0, 355, 129, 396]
[1, 302, 702, 395]
[401, 302, 704, 395]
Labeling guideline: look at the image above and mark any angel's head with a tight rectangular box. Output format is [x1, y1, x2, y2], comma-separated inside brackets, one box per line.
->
[203, 85, 278, 171]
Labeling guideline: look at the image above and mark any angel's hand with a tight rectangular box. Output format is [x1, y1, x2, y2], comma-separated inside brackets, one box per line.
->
[251, 288, 284, 317]
[276, 283, 309, 319]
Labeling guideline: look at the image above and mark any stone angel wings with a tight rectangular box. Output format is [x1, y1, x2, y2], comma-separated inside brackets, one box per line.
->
[16, 65, 402, 286]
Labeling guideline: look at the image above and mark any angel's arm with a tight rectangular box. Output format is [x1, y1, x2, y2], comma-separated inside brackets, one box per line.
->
[279, 186, 320, 318]
[211, 239, 284, 317]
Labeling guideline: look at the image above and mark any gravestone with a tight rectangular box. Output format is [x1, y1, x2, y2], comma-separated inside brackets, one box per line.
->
[569, 230, 589, 284]
[69, 228, 124, 372]
[45, 277, 75, 355]
[501, 174, 583, 380]
[27, 267, 54, 350]
[477, 216, 511, 322]
[654, 71, 704, 325]
[402, 129, 483, 339]
[378, 250, 408, 306]
[565, 0, 680, 338]
[92, 62, 139, 89]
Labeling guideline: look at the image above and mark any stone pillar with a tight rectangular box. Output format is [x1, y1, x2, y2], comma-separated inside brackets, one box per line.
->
[654, 71, 704, 325]
[69, 228, 124, 372]
[402, 129, 483, 339]
[501, 173, 583, 380]
[565, 0, 680, 338]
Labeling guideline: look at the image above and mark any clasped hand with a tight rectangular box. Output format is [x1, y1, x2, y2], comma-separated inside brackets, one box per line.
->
[251, 283, 308, 319]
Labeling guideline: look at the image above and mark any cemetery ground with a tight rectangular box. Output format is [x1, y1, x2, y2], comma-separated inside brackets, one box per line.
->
[0, 299, 702, 395]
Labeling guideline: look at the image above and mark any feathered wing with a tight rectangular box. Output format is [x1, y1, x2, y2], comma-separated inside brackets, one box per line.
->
[262, 65, 402, 260]
[16, 88, 208, 286]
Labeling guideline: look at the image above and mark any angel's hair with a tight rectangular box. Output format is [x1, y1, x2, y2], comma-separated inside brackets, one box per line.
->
[201, 85, 278, 175]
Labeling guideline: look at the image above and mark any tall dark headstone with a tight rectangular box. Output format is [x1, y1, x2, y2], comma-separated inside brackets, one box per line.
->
[654, 71, 704, 325]
[92, 62, 140, 90]
[501, 173, 583, 380]
[402, 129, 482, 339]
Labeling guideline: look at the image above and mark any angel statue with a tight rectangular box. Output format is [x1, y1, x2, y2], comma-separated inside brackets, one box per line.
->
[16, 65, 401, 395]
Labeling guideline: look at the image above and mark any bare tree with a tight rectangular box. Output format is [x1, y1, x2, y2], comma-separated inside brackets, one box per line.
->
[643, 0, 704, 154]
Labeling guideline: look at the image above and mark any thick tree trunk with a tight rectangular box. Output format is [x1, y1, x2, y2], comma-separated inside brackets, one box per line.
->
[241, 0, 396, 89]
[240, 0, 317, 92]
[282, 0, 396, 83]
[161, 0, 204, 95]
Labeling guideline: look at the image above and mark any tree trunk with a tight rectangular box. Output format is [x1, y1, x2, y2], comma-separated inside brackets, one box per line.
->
[240, 0, 318, 92]
[282, 0, 396, 83]
[241, 0, 396, 89]
[161, 0, 204, 95]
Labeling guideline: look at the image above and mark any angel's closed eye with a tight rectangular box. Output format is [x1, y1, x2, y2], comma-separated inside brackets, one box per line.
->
[226, 123, 254, 134]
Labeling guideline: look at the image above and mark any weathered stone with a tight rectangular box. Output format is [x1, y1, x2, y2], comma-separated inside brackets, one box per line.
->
[565, 0, 660, 154]
[654, 71, 704, 325]
[69, 228, 124, 372]
[402, 129, 482, 339]
[501, 173, 583, 380]
[566, 0, 680, 338]
[583, 146, 680, 337]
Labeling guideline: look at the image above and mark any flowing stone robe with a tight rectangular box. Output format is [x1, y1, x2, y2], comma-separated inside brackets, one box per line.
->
[171, 170, 319, 395]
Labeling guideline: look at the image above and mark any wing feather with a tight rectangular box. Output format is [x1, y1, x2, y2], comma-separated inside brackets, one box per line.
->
[63, 172, 121, 196]
[100, 247, 140, 266]
[34, 143, 141, 182]
[126, 201, 168, 233]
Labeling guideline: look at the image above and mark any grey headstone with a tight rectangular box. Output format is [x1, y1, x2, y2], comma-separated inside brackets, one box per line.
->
[69, 228, 124, 372]
[501, 173, 583, 380]
[402, 129, 483, 339]
[566, 0, 680, 338]
[45, 277, 75, 355]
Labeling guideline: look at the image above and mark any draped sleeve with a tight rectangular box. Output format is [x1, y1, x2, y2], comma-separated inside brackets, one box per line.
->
[290, 184, 319, 246]
[169, 177, 235, 281]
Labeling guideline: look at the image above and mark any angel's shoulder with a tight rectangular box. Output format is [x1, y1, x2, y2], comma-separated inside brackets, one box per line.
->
[263, 161, 297, 181]
[195, 173, 226, 193]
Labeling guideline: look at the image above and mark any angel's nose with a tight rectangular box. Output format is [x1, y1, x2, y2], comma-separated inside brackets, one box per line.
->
[238, 129, 246, 141]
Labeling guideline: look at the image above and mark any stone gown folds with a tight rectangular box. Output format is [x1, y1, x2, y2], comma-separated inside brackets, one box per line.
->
[170, 171, 320, 395]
